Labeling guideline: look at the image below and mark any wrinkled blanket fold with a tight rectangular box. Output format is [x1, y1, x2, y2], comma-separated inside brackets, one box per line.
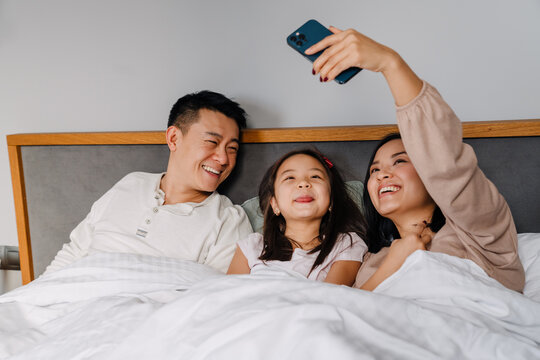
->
[1, 251, 539, 360]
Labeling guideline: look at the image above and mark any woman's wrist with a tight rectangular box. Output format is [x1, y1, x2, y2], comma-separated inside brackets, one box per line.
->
[380, 49, 403, 75]
[380, 53, 423, 107]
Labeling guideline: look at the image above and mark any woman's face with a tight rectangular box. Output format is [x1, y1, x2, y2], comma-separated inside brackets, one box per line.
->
[367, 139, 434, 219]
[271, 154, 331, 223]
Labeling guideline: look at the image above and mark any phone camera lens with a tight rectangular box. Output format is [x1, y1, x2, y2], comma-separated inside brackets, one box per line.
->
[290, 36, 297, 42]
[298, 34, 306, 40]
[296, 40, 303, 46]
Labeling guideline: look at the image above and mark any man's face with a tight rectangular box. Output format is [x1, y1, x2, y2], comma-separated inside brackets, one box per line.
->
[168, 109, 240, 195]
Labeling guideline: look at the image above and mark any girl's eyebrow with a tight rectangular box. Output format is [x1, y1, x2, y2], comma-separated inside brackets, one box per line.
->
[279, 169, 295, 176]
[279, 168, 324, 175]
[371, 151, 408, 166]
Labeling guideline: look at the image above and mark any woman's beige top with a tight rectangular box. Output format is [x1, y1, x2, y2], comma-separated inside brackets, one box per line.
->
[354, 81, 525, 292]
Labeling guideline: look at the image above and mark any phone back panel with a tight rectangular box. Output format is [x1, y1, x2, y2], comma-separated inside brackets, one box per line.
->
[286, 19, 361, 84]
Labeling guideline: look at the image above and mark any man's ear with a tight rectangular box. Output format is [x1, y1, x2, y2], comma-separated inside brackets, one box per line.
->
[166, 126, 182, 152]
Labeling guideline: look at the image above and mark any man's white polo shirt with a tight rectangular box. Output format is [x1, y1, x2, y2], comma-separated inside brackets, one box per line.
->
[44, 172, 253, 274]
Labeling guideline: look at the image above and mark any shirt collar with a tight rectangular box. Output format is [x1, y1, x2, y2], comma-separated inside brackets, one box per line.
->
[151, 173, 218, 215]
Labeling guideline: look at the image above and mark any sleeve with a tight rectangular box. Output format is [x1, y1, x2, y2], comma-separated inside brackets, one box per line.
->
[395, 81, 525, 291]
[204, 204, 254, 273]
[237, 233, 264, 269]
[333, 233, 368, 263]
[42, 186, 116, 275]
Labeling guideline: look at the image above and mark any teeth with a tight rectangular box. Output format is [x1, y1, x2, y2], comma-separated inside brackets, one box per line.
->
[379, 186, 400, 195]
[202, 165, 221, 175]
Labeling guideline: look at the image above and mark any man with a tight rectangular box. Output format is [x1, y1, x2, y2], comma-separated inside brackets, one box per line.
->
[44, 91, 253, 274]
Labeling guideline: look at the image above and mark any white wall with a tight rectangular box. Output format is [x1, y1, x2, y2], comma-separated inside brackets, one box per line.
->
[1, 0, 539, 246]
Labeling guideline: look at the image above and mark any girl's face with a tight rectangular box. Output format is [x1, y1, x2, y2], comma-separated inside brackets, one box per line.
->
[271, 154, 331, 223]
[367, 139, 435, 218]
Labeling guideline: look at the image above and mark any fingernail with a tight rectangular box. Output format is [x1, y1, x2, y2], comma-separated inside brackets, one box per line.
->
[312, 69, 316, 75]
[319, 76, 322, 82]
[324, 77, 328, 82]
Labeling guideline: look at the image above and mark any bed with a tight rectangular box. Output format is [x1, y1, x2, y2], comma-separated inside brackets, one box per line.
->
[2, 120, 540, 359]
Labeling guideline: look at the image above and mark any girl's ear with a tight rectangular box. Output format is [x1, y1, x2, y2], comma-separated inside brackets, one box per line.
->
[270, 197, 280, 216]
[166, 126, 182, 152]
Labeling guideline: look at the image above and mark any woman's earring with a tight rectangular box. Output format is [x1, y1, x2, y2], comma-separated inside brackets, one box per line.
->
[328, 206, 332, 213]
[274, 209, 280, 216]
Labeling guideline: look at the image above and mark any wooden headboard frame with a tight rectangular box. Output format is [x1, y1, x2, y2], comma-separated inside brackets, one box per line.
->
[7, 119, 540, 284]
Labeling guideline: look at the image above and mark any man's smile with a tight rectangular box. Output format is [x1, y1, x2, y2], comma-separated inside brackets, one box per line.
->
[202, 164, 222, 177]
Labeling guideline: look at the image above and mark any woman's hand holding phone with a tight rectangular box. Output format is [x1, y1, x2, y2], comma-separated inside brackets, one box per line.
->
[306, 26, 422, 105]
[306, 27, 399, 81]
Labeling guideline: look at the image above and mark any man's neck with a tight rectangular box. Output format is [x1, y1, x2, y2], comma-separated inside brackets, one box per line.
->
[160, 173, 212, 204]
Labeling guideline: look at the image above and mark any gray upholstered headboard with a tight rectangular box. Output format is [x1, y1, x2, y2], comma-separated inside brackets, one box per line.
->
[7, 120, 540, 283]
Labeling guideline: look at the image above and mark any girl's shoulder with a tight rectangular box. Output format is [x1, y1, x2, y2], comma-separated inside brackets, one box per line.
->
[335, 232, 368, 254]
[238, 232, 264, 252]
[337, 232, 365, 243]
[237, 232, 265, 268]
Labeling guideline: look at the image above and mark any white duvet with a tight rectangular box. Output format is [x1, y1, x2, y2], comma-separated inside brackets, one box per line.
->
[1, 251, 539, 360]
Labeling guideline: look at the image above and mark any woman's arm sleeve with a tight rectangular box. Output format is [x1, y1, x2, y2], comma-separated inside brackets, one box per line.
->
[396, 81, 524, 291]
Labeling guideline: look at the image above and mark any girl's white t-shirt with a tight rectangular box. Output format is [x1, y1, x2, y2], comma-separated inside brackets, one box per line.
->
[237, 232, 367, 281]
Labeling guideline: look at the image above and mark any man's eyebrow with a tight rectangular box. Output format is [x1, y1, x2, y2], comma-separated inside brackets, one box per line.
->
[205, 131, 223, 139]
[370, 151, 407, 166]
[205, 131, 240, 144]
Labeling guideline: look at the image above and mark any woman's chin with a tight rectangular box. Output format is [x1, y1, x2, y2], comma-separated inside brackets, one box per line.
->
[375, 204, 399, 217]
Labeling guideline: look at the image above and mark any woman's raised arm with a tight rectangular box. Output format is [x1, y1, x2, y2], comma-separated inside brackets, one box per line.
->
[306, 27, 423, 106]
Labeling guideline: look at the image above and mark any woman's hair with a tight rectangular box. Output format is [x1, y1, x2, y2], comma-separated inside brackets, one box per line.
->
[258, 148, 368, 274]
[363, 133, 446, 253]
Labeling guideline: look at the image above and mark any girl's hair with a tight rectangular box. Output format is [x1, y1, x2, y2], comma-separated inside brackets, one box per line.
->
[258, 148, 368, 274]
[363, 133, 446, 253]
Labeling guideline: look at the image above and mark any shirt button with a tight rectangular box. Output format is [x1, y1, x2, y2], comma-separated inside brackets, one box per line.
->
[145, 219, 151, 224]
[153, 207, 159, 213]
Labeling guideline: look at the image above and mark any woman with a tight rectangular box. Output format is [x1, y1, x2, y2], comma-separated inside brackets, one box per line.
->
[307, 27, 525, 292]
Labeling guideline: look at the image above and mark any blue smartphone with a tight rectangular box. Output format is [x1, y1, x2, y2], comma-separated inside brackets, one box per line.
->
[286, 19, 361, 84]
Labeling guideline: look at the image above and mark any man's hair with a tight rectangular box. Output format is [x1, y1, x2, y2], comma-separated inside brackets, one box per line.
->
[167, 90, 247, 133]
[362, 133, 446, 253]
[258, 148, 368, 275]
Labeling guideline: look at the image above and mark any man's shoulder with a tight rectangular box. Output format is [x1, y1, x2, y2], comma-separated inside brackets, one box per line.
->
[113, 172, 162, 188]
[199, 193, 254, 234]
[212, 192, 234, 207]
[209, 193, 250, 220]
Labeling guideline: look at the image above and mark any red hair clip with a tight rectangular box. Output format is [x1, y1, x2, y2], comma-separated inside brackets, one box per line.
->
[323, 156, 333, 168]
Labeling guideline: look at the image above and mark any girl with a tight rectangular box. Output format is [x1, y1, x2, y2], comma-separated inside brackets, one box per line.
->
[227, 149, 368, 286]
[307, 27, 525, 291]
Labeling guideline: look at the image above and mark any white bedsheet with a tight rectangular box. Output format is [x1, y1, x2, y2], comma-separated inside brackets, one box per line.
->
[0, 251, 539, 360]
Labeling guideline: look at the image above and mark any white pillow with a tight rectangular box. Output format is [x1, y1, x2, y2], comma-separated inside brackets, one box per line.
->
[518, 233, 540, 301]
